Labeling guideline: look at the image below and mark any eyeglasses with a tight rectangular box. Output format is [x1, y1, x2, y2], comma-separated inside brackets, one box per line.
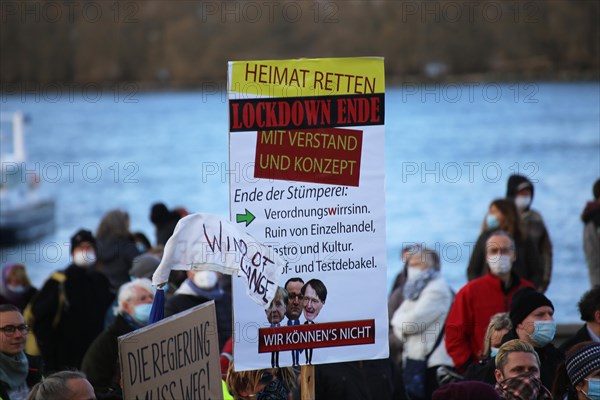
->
[0, 324, 30, 336]
[303, 296, 321, 305]
[288, 294, 304, 301]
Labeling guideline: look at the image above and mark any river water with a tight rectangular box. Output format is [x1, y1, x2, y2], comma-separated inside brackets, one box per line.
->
[1, 82, 598, 322]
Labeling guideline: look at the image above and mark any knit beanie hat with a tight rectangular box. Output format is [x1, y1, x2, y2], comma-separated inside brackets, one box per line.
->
[130, 253, 160, 280]
[432, 381, 501, 400]
[566, 342, 600, 386]
[509, 287, 554, 328]
[70, 229, 96, 252]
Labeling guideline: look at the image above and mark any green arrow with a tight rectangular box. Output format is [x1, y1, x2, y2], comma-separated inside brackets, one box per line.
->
[236, 209, 255, 227]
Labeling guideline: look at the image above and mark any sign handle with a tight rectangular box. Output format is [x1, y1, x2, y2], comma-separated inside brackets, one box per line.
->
[300, 365, 315, 400]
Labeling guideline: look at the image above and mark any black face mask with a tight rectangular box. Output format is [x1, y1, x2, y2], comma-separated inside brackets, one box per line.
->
[256, 379, 288, 400]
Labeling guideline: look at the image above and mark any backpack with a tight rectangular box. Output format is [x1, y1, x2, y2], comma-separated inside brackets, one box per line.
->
[23, 271, 67, 356]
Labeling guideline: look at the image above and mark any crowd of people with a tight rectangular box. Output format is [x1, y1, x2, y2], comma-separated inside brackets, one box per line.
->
[0, 177, 599, 400]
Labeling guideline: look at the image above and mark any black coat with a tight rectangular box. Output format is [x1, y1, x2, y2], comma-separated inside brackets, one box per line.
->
[81, 314, 135, 394]
[315, 359, 394, 400]
[558, 324, 593, 353]
[165, 291, 233, 351]
[96, 237, 140, 293]
[31, 265, 114, 373]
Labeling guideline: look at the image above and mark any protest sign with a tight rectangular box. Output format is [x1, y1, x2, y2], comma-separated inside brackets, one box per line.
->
[119, 301, 222, 400]
[228, 57, 388, 370]
[152, 213, 285, 308]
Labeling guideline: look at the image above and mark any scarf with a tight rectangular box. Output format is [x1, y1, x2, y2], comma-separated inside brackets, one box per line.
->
[121, 313, 144, 331]
[403, 269, 439, 301]
[0, 351, 28, 390]
[175, 279, 224, 300]
[494, 372, 552, 400]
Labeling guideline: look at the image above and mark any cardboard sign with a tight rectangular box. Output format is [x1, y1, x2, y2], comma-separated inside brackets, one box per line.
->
[119, 301, 222, 400]
[228, 57, 388, 370]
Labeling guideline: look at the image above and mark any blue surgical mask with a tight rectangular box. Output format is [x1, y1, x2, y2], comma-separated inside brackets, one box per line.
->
[133, 303, 152, 325]
[529, 320, 556, 346]
[583, 377, 600, 400]
[486, 214, 500, 229]
[136, 242, 147, 253]
[490, 347, 499, 357]
[7, 284, 26, 293]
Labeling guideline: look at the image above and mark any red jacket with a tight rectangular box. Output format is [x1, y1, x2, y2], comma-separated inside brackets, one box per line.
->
[445, 272, 533, 370]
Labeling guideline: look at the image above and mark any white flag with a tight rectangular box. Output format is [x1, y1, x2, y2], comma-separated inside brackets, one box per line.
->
[152, 213, 285, 308]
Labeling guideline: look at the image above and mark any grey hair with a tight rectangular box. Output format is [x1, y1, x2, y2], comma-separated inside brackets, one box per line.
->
[408, 246, 441, 271]
[27, 370, 89, 400]
[485, 230, 516, 252]
[273, 286, 289, 306]
[115, 278, 154, 315]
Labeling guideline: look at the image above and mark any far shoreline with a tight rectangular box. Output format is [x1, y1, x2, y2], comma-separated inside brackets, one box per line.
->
[1, 70, 598, 94]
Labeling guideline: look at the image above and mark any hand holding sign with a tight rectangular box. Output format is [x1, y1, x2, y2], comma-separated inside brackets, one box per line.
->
[152, 213, 285, 308]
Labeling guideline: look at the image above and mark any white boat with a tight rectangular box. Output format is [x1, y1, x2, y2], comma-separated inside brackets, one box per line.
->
[0, 112, 55, 246]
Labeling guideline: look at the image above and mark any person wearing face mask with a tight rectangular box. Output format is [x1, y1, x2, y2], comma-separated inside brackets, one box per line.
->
[446, 231, 534, 374]
[566, 342, 600, 400]
[81, 278, 154, 399]
[474, 287, 564, 389]
[165, 269, 232, 350]
[30, 229, 113, 374]
[505, 287, 564, 388]
[467, 199, 544, 290]
[390, 247, 453, 399]
[552, 341, 600, 400]
[0, 264, 37, 312]
[465, 312, 512, 381]
[506, 174, 553, 293]
[494, 339, 552, 399]
[225, 364, 296, 400]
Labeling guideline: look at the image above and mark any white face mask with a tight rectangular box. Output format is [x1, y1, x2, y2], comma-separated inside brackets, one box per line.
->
[407, 266, 426, 280]
[514, 195, 532, 211]
[73, 250, 96, 267]
[487, 255, 512, 275]
[192, 271, 219, 289]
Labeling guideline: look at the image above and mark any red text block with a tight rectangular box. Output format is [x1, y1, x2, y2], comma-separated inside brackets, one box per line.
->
[258, 319, 375, 353]
[254, 127, 363, 187]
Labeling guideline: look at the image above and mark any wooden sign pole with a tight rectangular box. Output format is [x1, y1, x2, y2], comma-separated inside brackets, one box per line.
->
[300, 365, 315, 400]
